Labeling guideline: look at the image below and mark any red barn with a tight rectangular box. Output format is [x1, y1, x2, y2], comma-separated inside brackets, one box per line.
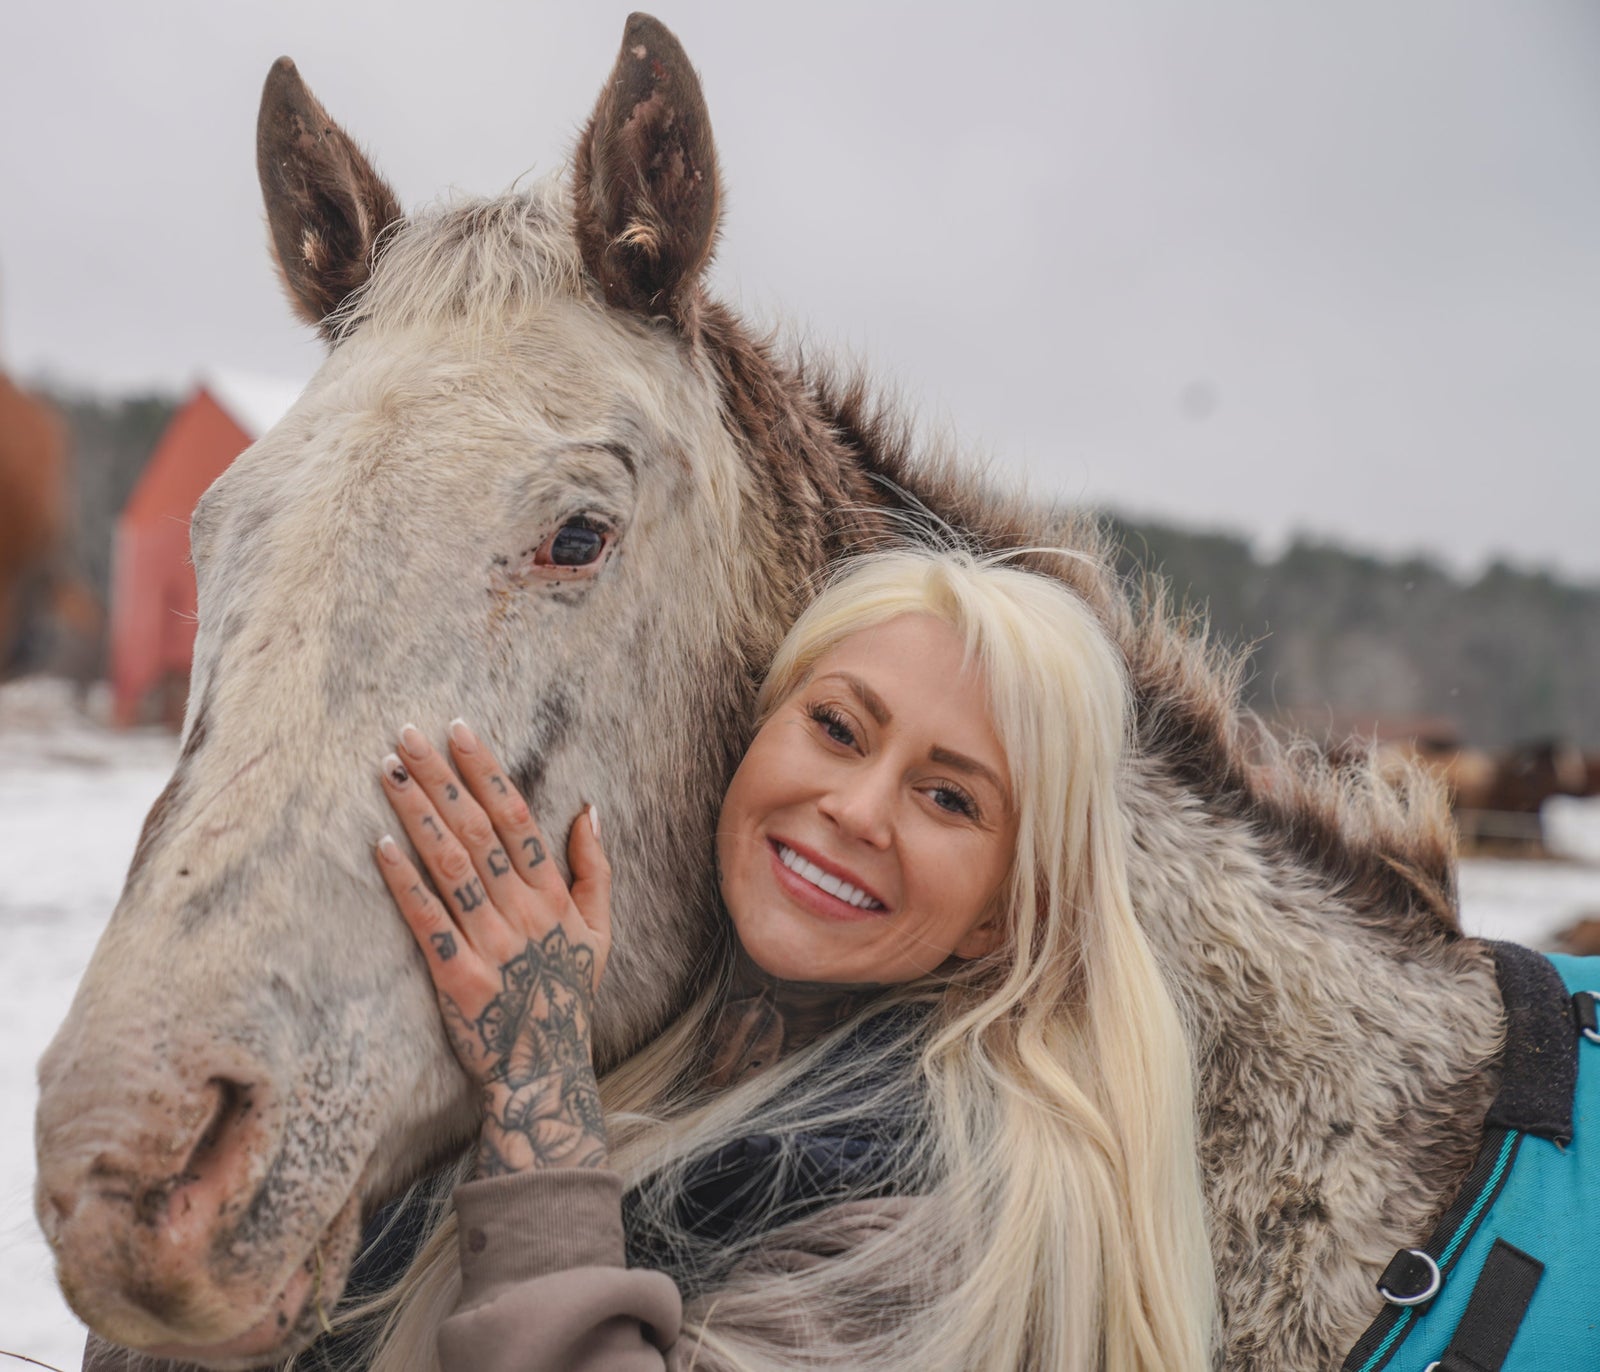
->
[111, 373, 304, 727]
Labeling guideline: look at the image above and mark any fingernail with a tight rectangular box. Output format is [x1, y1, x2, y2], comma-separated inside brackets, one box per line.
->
[399, 723, 428, 758]
[449, 718, 478, 752]
[588, 804, 601, 841]
[377, 834, 401, 862]
[383, 753, 409, 785]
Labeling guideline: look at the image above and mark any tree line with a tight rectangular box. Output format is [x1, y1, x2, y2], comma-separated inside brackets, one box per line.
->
[1110, 518, 1600, 749]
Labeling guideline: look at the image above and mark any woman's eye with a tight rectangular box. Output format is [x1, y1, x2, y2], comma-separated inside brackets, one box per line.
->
[808, 704, 857, 748]
[536, 518, 610, 568]
[929, 785, 979, 820]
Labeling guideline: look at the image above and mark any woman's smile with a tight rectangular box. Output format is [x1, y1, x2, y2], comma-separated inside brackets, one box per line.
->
[767, 836, 890, 921]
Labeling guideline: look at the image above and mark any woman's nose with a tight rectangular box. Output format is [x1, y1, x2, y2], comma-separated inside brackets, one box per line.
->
[817, 766, 895, 847]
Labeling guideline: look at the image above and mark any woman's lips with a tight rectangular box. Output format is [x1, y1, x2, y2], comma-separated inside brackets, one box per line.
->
[767, 838, 890, 923]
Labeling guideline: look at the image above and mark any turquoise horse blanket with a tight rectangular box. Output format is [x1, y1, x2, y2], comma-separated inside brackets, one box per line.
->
[1342, 945, 1600, 1371]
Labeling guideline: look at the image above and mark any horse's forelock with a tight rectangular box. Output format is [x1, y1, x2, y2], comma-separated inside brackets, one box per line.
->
[331, 180, 587, 344]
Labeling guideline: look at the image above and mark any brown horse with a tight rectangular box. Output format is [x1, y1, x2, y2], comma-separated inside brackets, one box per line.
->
[39, 18, 1515, 1370]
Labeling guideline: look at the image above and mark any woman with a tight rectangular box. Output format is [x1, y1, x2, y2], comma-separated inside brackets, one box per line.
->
[362, 548, 1214, 1371]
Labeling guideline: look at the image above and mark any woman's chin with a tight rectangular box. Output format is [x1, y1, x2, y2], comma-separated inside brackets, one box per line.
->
[737, 925, 856, 986]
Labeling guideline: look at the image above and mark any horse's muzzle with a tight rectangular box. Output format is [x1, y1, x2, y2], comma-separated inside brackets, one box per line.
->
[34, 1037, 355, 1364]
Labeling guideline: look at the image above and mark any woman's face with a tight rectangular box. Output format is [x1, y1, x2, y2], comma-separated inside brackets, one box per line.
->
[717, 613, 1019, 985]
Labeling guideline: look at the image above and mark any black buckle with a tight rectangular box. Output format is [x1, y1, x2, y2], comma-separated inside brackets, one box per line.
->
[1377, 1247, 1441, 1306]
[1574, 991, 1600, 1045]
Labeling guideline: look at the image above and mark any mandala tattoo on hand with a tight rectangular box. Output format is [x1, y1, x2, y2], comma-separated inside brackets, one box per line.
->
[445, 925, 606, 1176]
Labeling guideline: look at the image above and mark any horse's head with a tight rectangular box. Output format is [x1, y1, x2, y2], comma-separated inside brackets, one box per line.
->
[35, 17, 779, 1365]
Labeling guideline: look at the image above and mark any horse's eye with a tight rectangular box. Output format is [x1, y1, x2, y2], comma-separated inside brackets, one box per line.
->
[538, 519, 609, 568]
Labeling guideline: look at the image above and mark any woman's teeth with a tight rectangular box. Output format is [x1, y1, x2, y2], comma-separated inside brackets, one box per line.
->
[775, 843, 884, 910]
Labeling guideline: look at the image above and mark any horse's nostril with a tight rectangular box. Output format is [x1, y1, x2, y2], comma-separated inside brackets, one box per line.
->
[78, 1079, 259, 1230]
[191, 1080, 233, 1159]
[180, 1077, 254, 1185]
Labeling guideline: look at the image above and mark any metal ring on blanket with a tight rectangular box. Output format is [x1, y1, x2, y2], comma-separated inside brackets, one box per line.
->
[1377, 1249, 1441, 1306]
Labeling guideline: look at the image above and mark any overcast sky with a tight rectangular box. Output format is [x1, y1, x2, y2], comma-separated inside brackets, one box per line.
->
[4, 2, 1597, 579]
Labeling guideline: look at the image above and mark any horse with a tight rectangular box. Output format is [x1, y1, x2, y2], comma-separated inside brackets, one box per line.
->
[35, 17, 1517, 1371]
[1477, 739, 1591, 815]
[1438, 738, 1591, 853]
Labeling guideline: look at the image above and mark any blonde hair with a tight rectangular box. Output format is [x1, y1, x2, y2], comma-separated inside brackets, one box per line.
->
[330, 547, 1215, 1372]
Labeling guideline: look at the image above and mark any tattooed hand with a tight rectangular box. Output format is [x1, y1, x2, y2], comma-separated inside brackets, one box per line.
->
[374, 719, 611, 1175]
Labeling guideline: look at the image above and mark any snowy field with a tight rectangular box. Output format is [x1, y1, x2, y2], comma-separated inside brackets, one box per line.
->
[2, 679, 1599, 1369]
[0, 683, 182, 1370]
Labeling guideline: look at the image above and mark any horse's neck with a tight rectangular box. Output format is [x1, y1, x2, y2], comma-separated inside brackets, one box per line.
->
[712, 330, 1510, 1366]
[1126, 760, 1505, 1370]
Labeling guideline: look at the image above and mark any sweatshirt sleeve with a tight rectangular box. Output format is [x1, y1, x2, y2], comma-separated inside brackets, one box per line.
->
[437, 1168, 685, 1372]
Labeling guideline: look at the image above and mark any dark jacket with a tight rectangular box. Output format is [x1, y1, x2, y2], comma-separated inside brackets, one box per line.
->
[82, 1009, 924, 1372]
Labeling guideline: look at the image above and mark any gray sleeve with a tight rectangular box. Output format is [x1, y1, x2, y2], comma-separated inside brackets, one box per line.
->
[437, 1168, 685, 1372]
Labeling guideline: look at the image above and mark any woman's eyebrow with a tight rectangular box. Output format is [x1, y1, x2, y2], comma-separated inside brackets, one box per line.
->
[827, 672, 892, 726]
[929, 745, 1004, 796]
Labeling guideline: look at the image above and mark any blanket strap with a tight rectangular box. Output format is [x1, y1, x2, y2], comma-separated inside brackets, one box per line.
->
[1575, 989, 1599, 1044]
[1339, 1129, 1522, 1372]
[1430, 1239, 1544, 1372]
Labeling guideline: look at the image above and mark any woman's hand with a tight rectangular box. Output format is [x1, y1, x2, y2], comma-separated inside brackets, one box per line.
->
[374, 719, 611, 1176]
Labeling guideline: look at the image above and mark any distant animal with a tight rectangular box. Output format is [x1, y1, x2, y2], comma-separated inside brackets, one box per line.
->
[35, 15, 1587, 1371]
[1376, 735, 1595, 852]
[1476, 739, 1590, 814]
[1552, 917, 1600, 958]
[1445, 739, 1591, 852]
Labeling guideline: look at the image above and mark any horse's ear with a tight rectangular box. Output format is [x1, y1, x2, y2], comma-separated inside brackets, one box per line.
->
[573, 14, 720, 325]
[256, 58, 403, 342]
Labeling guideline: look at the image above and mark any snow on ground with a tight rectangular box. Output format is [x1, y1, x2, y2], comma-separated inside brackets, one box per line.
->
[0, 681, 178, 1370]
[1458, 845, 1600, 946]
[0, 677, 1598, 1366]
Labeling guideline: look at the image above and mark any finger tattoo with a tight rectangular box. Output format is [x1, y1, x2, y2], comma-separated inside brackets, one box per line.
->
[430, 931, 458, 961]
[445, 783, 460, 802]
[490, 775, 509, 795]
[454, 879, 487, 913]
[487, 847, 511, 877]
[422, 815, 443, 840]
[521, 835, 546, 869]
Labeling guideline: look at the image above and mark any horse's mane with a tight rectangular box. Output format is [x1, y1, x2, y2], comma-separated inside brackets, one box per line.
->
[802, 367, 1462, 945]
[342, 179, 1460, 946]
